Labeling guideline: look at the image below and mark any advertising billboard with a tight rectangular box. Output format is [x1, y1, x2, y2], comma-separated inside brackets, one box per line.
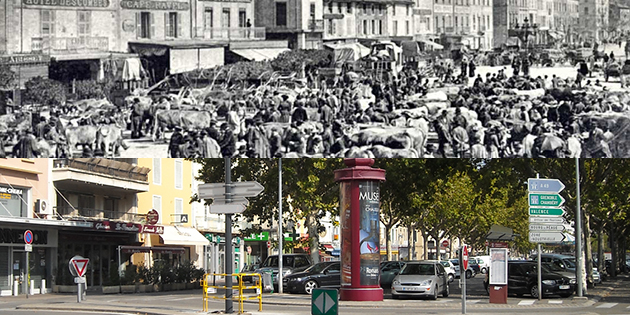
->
[358, 181, 380, 286]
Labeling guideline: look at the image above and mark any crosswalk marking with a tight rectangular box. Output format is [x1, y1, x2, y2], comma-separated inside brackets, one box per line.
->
[467, 300, 480, 304]
[596, 303, 618, 308]
[518, 300, 536, 305]
[626, 305, 630, 309]
[548, 300, 562, 304]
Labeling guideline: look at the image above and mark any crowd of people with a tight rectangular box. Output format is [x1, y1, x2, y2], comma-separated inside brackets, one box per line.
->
[2, 47, 628, 159]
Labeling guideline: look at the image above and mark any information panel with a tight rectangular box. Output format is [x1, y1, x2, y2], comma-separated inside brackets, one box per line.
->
[489, 248, 508, 285]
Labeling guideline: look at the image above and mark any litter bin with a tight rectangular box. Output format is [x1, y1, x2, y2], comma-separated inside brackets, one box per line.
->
[262, 273, 274, 293]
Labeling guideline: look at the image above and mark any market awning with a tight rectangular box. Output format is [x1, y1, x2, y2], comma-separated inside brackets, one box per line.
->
[231, 48, 289, 61]
[417, 38, 444, 50]
[401, 40, 420, 57]
[159, 226, 210, 246]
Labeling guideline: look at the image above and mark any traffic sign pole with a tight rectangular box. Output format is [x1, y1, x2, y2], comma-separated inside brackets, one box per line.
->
[24, 230, 33, 300]
[461, 245, 468, 314]
[224, 158, 233, 314]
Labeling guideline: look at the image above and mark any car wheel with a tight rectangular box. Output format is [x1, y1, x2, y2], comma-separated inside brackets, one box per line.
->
[481, 267, 487, 274]
[448, 274, 454, 283]
[431, 285, 439, 300]
[443, 283, 450, 298]
[304, 280, 318, 295]
[530, 284, 540, 298]
[465, 270, 472, 279]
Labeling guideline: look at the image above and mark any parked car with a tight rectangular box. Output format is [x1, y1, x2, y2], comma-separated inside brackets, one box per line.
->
[380, 261, 406, 289]
[255, 254, 313, 290]
[283, 261, 340, 294]
[391, 260, 450, 300]
[532, 253, 601, 286]
[241, 264, 260, 282]
[508, 261, 576, 298]
[426, 260, 455, 283]
[468, 258, 481, 275]
[449, 259, 475, 279]
[474, 256, 491, 274]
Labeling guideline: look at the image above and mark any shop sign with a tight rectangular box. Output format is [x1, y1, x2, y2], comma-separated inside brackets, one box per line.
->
[142, 225, 165, 234]
[413, 8, 432, 16]
[113, 222, 142, 233]
[23, 0, 110, 8]
[244, 231, 269, 241]
[146, 209, 159, 225]
[199, 0, 250, 2]
[122, 20, 136, 32]
[0, 228, 48, 245]
[120, 0, 189, 10]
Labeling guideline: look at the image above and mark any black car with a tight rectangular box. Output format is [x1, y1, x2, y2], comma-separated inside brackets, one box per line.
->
[507, 261, 576, 298]
[283, 261, 341, 295]
[255, 254, 313, 290]
[380, 261, 406, 289]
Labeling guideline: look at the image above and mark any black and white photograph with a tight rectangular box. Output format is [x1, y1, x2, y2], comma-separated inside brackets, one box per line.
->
[2, 0, 630, 158]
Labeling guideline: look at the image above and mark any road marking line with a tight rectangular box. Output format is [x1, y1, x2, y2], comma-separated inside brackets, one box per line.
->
[548, 300, 562, 304]
[467, 300, 480, 304]
[627, 305, 630, 309]
[595, 302, 618, 308]
[518, 300, 536, 305]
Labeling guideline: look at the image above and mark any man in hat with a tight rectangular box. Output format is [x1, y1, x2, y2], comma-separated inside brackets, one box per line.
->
[291, 100, 308, 124]
[434, 110, 452, 158]
[168, 126, 184, 158]
[131, 97, 145, 138]
[218, 123, 236, 158]
[12, 129, 39, 158]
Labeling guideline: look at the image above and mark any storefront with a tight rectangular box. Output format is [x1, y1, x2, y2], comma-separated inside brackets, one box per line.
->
[146, 225, 209, 268]
[0, 54, 51, 105]
[205, 233, 244, 275]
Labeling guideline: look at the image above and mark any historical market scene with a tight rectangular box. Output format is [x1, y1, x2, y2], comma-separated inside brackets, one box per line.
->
[2, 0, 630, 158]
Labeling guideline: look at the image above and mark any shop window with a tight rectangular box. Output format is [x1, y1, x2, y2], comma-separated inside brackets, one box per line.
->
[239, 9, 246, 27]
[165, 12, 179, 38]
[276, 2, 287, 26]
[137, 12, 153, 39]
[153, 158, 161, 185]
[153, 195, 162, 224]
[347, 2, 352, 13]
[40, 10, 55, 37]
[174, 198, 183, 223]
[77, 11, 90, 46]
[204, 8, 213, 29]
[175, 159, 183, 189]
[311, 2, 316, 17]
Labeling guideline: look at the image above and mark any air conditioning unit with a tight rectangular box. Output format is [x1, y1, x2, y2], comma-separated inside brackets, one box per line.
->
[36, 199, 52, 215]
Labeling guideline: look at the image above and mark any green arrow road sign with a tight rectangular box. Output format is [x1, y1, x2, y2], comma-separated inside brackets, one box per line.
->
[529, 208, 565, 216]
[312, 288, 338, 315]
[529, 193, 565, 207]
[244, 231, 269, 242]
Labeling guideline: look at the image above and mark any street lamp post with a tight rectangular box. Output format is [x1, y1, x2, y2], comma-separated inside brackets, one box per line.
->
[512, 17, 539, 51]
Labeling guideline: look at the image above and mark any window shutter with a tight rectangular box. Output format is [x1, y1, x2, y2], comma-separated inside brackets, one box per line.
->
[150, 12, 155, 39]
[51, 10, 56, 35]
[164, 12, 169, 38]
[136, 12, 141, 38]
[177, 13, 182, 38]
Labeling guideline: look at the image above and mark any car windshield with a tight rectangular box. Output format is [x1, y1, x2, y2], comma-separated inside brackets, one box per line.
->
[440, 261, 450, 268]
[543, 262, 564, 272]
[563, 258, 576, 269]
[401, 264, 435, 276]
[520, 263, 552, 274]
[261, 256, 296, 268]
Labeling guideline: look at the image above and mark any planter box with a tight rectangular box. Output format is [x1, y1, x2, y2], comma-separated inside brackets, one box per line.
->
[102, 286, 121, 294]
[161, 284, 173, 291]
[137, 284, 154, 293]
[54, 285, 77, 293]
[120, 285, 135, 293]
[185, 283, 196, 290]
[173, 283, 186, 291]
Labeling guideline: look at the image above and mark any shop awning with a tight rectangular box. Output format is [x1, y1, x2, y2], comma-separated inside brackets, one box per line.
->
[323, 244, 334, 251]
[231, 48, 289, 61]
[159, 226, 210, 246]
[119, 246, 185, 254]
[417, 38, 444, 50]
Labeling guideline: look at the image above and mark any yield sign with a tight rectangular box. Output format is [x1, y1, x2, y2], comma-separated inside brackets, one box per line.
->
[71, 257, 90, 277]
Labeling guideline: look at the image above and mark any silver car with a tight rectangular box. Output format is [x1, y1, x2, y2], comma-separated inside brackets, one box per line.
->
[391, 261, 450, 300]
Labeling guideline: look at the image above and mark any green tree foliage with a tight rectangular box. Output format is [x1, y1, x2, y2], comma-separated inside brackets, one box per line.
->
[270, 49, 333, 73]
[74, 79, 107, 100]
[24, 76, 66, 106]
[0, 65, 17, 90]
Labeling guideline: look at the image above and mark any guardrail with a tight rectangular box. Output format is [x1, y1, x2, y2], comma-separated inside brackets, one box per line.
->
[201, 273, 263, 313]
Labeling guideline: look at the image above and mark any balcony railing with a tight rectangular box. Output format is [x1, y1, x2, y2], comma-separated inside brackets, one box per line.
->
[53, 158, 149, 182]
[56, 205, 144, 223]
[31, 36, 109, 53]
[194, 27, 266, 40]
[309, 19, 325, 32]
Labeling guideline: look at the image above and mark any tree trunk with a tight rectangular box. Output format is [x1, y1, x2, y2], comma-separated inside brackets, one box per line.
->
[584, 211, 593, 290]
[306, 211, 320, 263]
[406, 226, 412, 261]
[385, 223, 392, 261]
[598, 224, 604, 275]
[422, 231, 429, 260]
[610, 217, 617, 277]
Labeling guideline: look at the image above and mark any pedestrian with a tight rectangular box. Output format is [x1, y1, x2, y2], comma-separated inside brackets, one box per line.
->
[468, 59, 476, 78]
[131, 97, 144, 138]
[577, 60, 589, 88]
[12, 130, 39, 158]
[512, 57, 521, 76]
[168, 126, 184, 158]
[218, 123, 236, 158]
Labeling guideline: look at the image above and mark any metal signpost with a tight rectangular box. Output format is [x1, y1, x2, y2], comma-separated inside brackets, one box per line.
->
[528, 177, 566, 301]
[461, 245, 468, 314]
[24, 230, 33, 299]
[69, 256, 89, 303]
[197, 159, 265, 314]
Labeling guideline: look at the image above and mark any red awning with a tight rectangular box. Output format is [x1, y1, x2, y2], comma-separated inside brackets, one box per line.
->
[323, 244, 334, 251]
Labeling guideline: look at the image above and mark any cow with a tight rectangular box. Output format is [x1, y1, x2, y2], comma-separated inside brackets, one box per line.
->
[350, 127, 427, 156]
[152, 110, 213, 141]
[37, 139, 69, 158]
[96, 124, 126, 157]
[65, 125, 98, 157]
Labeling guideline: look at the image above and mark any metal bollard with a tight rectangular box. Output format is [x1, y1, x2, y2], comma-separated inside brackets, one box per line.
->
[13, 281, 19, 296]
[29, 280, 35, 295]
[41, 279, 46, 294]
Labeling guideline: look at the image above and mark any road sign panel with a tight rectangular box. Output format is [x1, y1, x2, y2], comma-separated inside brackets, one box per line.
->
[462, 245, 469, 270]
[25, 244, 32, 252]
[312, 288, 338, 315]
[529, 208, 565, 216]
[198, 183, 227, 199]
[528, 193, 565, 207]
[71, 257, 90, 277]
[529, 231, 566, 243]
[210, 203, 247, 214]
[529, 217, 565, 224]
[211, 197, 250, 206]
[232, 181, 264, 198]
[528, 178, 565, 193]
[529, 224, 565, 231]
[24, 230, 33, 244]
[441, 240, 450, 248]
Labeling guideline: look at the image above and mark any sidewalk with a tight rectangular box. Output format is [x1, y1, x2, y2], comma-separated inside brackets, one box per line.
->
[7, 274, 628, 315]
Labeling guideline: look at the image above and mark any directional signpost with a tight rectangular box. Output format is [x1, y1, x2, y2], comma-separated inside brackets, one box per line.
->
[528, 232, 566, 243]
[527, 178, 566, 193]
[529, 208, 565, 216]
[529, 193, 565, 207]
[312, 288, 338, 315]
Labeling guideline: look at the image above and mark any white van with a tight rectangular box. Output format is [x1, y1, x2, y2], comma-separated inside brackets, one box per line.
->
[473, 255, 491, 274]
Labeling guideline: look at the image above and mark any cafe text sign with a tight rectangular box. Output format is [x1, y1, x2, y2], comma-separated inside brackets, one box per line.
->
[23, 0, 110, 7]
[120, 0, 189, 10]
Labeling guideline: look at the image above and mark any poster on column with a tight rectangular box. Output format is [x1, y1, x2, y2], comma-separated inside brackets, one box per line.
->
[340, 182, 353, 287]
[359, 181, 380, 286]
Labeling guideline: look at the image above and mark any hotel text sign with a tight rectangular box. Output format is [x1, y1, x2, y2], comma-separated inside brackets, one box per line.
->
[23, 0, 110, 7]
[121, 0, 190, 10]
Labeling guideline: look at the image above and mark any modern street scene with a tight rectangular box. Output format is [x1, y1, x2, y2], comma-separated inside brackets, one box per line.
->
[1, 158, 630, 315]
[2, 0, 630, 158]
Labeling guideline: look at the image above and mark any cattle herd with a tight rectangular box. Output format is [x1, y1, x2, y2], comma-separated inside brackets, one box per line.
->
[2, 64, 630, 159]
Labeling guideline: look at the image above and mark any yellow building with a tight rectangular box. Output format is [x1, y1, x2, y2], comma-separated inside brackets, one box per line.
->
[136, 158, 209, 268]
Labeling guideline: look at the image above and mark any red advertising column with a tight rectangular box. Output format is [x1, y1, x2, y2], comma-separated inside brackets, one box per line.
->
[334, 158, 386, 301]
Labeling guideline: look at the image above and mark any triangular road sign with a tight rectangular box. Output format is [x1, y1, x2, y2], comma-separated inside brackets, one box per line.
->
[72, 259, 89, 277]
[314, 293, 324, 312]
[324, 292, 334, 313]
